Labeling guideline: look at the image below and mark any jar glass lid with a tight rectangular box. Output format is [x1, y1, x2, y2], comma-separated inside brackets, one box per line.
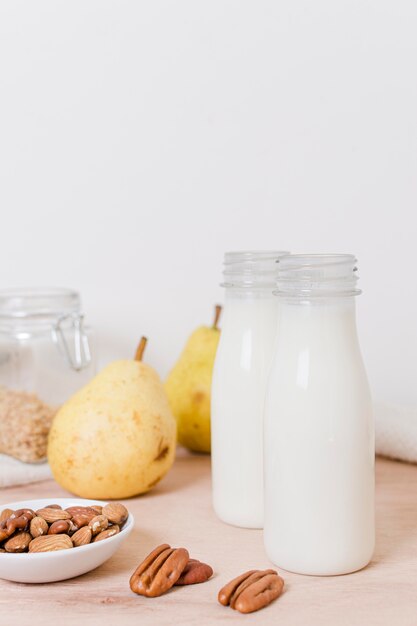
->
[0, 288, 80, 320]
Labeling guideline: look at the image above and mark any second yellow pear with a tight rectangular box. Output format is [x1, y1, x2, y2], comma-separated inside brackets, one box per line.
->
[165, 306, 221, 453]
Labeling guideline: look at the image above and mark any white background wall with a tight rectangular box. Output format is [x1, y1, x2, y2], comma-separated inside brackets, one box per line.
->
[0, 1, 416, 407]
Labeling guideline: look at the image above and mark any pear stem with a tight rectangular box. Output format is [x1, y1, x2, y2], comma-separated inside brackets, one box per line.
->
[213, 304, 222, 330]
[135, 337, 148, 361]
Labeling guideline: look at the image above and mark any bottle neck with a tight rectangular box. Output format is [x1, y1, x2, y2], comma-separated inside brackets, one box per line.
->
[222, 250, 289, 290]
[279, 295, 357, 311]
[276, 254, 361, 300]
[224, 287, 278, 299]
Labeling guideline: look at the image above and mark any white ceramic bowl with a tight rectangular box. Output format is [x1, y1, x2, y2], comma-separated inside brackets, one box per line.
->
[0, 497, 134, 583]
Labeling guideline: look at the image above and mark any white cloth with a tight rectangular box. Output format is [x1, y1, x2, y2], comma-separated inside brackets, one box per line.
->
[375, 402, 417, 463]
[0, 454, 52, 488]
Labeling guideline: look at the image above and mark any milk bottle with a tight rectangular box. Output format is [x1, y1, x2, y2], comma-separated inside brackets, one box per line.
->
[211, 251, 288, 528]
[264, 254, 375, 575]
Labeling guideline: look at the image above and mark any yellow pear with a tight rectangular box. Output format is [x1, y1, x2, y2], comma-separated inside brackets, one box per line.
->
[165, 306, 221, 453]
[48, 338, 176, 499]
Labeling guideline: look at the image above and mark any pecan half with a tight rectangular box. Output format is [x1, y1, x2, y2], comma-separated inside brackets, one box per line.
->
[65, 506, 98, 516]
[6, 510, 34, 535]
[0, 509, 14, 523]
[65, 506, 97, 528]
[175, 559, 213, 585]
[9, 508, 35, 521]
[218, 569, 284, 614]
[130, 543, 189, 597]
[88, 515, 108, 535]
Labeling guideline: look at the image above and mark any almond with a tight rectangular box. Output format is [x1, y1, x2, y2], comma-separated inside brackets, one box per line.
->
[4, 532, 32, 553]
[71, 526, 92, 547]
[29, 534, 73, 553]
[30, 516, 49, 538]
[93, 525, 120, 542]
[48, 520, 71, 535]
[102, 503, 128, 525]
[36, 508, 71, 523]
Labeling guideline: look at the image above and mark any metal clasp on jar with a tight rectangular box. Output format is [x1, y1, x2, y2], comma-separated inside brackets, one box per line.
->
[52, 313, 91, 371]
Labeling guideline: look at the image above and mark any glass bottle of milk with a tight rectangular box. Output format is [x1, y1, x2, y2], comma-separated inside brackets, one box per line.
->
[211, 250, 288, 528]
[264, 254, 375, 575]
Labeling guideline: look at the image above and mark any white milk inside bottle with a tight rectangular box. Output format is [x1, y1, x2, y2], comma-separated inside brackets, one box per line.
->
[264, 254, 375, 575]
[211, 250, 288, 528]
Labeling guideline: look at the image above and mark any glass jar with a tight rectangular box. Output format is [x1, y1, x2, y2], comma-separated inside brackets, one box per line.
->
[0, 288, 96, 463]
[211, 250, 289, 528]
[264, 254, 374, 575]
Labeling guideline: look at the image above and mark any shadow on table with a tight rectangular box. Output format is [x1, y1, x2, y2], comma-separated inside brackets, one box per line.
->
[79, 526, 159, 582]
[141, 448, 211, 499]
[371, 458, 417, 566]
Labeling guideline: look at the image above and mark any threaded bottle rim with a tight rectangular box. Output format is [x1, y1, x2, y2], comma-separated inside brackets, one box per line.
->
[222, 250, 290, 289]
[275, 254, 361, 298]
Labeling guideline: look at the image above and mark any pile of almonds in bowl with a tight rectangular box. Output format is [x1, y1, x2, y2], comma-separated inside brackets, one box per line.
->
[0, 498, 134, 583]
[0, 502, 129, 553]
